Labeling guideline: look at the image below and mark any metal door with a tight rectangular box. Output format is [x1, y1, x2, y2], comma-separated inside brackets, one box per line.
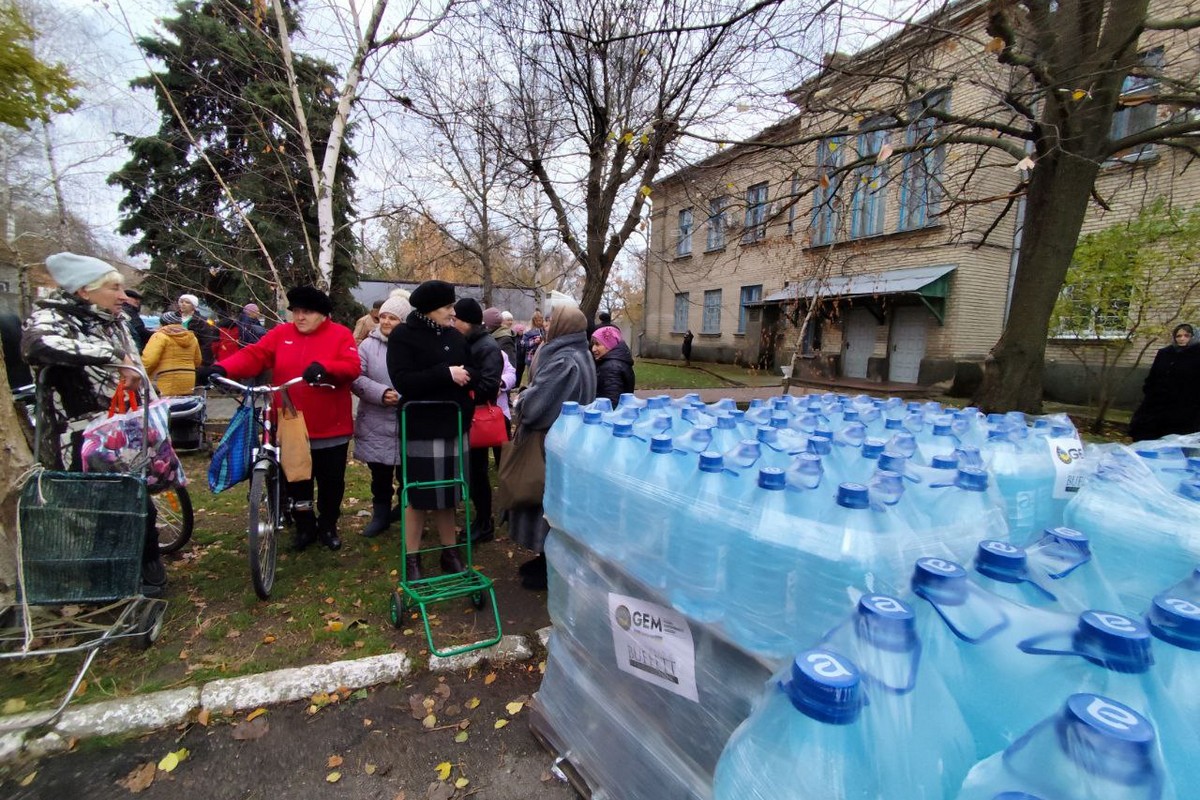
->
[841, 308, 876, 379]
[888, 306, 928, 384]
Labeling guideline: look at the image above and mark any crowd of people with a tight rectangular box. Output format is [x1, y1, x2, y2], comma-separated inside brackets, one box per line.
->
[17, 251, 636, 597]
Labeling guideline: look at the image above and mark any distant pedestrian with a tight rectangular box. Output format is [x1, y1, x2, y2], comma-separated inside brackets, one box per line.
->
[122, 288, 151, 350]
[487, 307, 517, 364]
[178, 293, 218, 366]
[681, 329, 694, 366]
[591, 325, 635, 406]
[237, 303, 267, 345]
[1129, 323, 1200, 441]
[354, 299, 383, 344]
[142, 310, 202, 396]
[516, 310, 546, 387]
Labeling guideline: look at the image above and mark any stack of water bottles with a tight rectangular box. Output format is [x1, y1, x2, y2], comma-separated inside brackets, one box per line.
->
[533, 391, 1200, 799]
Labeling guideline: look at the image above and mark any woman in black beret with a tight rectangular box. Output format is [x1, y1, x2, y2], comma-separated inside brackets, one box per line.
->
[386, 280, 475, 580]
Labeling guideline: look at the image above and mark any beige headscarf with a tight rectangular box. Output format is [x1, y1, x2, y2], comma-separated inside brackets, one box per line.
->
[545, 307, 587, 342]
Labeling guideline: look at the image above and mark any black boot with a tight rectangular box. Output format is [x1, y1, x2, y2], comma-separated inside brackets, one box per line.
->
[292, 509, 317, 552]
[468, 517, 495, 545]
[440, 546, 466, 575]
[362, 502, 391, 538]
[520, 554, 548, 590]
[317, 518, 342, 551]
[405, 554, 423, 582]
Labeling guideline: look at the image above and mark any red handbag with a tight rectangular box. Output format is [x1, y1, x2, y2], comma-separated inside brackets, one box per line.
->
[469, 402, 509, 449]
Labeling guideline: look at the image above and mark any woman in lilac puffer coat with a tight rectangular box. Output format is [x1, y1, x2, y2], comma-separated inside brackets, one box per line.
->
[351, 293, 411, 537]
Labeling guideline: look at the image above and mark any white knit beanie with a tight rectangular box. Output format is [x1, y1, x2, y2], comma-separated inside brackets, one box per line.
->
[45, 252, 117, 294]
[380, 294, 411, 320]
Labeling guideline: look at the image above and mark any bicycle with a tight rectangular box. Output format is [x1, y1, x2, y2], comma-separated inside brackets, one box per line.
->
[211, 374, 312, 599]
[153, 484, 194, 555]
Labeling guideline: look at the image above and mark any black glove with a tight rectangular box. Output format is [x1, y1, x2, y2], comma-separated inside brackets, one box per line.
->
[196, 364, 226, 386]
[302, 362, 327, 384]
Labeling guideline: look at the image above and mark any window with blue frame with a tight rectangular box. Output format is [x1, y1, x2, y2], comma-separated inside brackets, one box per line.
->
[899, 90, 949, 231]
[811, 135, 845, 245]
[738, 285, 762, 334]
[702, 289, 722, 334]
[742, 182, 768, 243]
[849, 122, 888, 238]
[706, 197, 728, 251]
[673, 292, 690, 332]
[676, 208, 693, 256]
[1109, 48, 1163, 160]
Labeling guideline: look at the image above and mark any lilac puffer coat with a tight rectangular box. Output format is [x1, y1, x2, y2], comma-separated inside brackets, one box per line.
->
[351, 327, 401, 465]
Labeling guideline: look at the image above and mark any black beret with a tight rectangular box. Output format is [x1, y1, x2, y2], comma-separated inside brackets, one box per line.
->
[286, 285, 332, 315]
[453, 297, 483, 325]
[410, 280, 456, 314]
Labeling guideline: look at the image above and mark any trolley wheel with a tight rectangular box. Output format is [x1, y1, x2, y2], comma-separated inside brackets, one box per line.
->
[138, 603, 165, 649]
[471, 592, 486, 610]
[154, 485, 194, 555]
[248, 463, 279, 600]
[389, 590, 407, 628]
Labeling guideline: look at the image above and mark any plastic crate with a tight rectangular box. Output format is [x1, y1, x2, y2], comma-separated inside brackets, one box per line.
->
[18, 472, 148, 605]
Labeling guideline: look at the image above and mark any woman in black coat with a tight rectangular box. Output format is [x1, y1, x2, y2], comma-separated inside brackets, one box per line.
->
[590, 325, 635, 406]
[452, 298, 505, 545]
[387, 280, 474, 580]
[1129, 323, 1200, 441]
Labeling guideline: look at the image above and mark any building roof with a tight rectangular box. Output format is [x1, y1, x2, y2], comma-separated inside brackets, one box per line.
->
[758, 264, 956, 304]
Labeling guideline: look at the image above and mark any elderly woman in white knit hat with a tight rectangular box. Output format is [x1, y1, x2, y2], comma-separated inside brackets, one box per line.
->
[177, 291, 218, 366]
[21, 252, 168, 596]
[352, 292, 412, 537]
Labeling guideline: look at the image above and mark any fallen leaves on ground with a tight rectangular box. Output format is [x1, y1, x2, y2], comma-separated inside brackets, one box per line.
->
[454, 731, 468, 743]
[465, 697, 480, 710]
[326, 771, 342, 783]
[505, 700, 524, 715]
[157, 748, 188, 772]
[493, 719, 508, 729]
[245, 707, 267, 722]
[196, 708, 211, 726]
[19, 771, 37, 787]
[327, 754, 344, 768]
[230, 717, 270, 741]
[435, 761, 452, 780]
[118, 763, 156, 793]
[483, 672, 496, 686]
[2, 698, 26, 714]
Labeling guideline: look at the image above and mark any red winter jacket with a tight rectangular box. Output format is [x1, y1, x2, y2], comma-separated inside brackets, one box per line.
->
[218, 318, 360, 441]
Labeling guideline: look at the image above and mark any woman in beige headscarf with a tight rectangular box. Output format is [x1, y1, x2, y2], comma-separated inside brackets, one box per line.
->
[504, 306, 597, 589]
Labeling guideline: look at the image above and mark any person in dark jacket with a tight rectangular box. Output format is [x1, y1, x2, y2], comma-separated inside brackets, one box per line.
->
[591, 325, 635, 406]
[681, 329, 694, 366]
[387, 280, 474, 580]
[485, 307, 517, 364]
[1129, 323, 1200, 441]
[122, 288, 152, 351]
[237, 303, 267, 345]
[454, 298, 504, 545]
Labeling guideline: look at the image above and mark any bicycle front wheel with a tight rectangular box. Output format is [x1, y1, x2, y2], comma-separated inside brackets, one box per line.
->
[248, 462, 279, 599]
[154, 485, 194, 555]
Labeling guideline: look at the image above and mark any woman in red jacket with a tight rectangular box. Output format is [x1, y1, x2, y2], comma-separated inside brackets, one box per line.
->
[204, 286, 360, 552]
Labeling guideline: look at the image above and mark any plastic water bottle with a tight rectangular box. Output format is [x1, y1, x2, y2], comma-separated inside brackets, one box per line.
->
[845, 438, 885, 484]
[954, 694, 1170, 800]
[987, 428, 1054, 543]
[665, 451, 740, 623]
[1146, 568, 1200, 736]
[971, 539, 1059, 607]
[602, 421, 647, 560]
[817, 594, 976, 797]
[615, 392, 645, 414]
[1022, 527, 1122, 613]
[783, 453, 824, 519]
[708, 413, 743, 455]
[624, 434, 688, 589]
[544, 406, 605, 533]
[673, 423, 714, 454]
[916, 419, 959, 462]
[925, 467, 1009, 555]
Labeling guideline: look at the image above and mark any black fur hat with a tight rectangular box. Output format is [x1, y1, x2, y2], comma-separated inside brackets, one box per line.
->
[410, 280, 456, 314]
[286, 285, 333, 315]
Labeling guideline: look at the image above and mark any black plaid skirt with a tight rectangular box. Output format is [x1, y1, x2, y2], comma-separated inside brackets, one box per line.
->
[405, 436, 461, 510]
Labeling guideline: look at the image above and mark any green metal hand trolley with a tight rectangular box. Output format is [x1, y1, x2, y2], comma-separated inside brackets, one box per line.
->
[389, 401, 501, 657]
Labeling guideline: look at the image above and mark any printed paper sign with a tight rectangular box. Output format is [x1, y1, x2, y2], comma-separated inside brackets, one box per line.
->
[608, 592, 698, 702]
[1046, 435, 1086, 500]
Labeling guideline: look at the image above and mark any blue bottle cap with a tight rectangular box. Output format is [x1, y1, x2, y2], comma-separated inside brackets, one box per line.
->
[647, 395, 669, 410]
[1135, 448, 1161, 460]
[1005, 411, 1027, 424]
[878, 451, 907, 473]
[1051, 423, 1075, 437]
[756, 426, 778, 444]
[891, 432, 917, 452]
[975, 539, 1028, 583]
[857, 594, 917, 653]
[912, 557, 969, 605]
[931, 454, 958, 470]
[681, 406, 699, 422]
[807, 437, 832, 456]
[698, 451, 724, 473]
[728, 409, 745, 421]
[758, 467, 786, 490]
[955, 445, 984, 467]
[749, 398, 766, 409]
[1043, 526, 1089, 546]
[812, 429, 834, 440]
[582, 409, 603, 425]
[862, 439, 885, 459]
[842, 409, 860, 422]
[884, 417, 903, 430]
[1178, 480, 1200, 502]
[772, 396, 790, 410]
[1074, 611, 1153, 673]
[560, 401, 581, 416]
[616, 392, 642, 408]
[712, 398, 737, 411]
[682, 392, 702, 403]
[836, 483, 870, 509]
[906, 402, 922, 412]
[871, 471, 905, 504]
[588, 397, 613, 412]
[1188, 456, 1200, 472]
[650, 434, 674, 454]
[715, 413, 738, 429]
[769, 412, 790, 429]
[1060, 694, 1156, 773]
[932, 422, 953, 436]
[1147, 591, 1200, 651]
[791, 452, 822, 476]
[955, 466, 989, 491]
[986, 412, 1005, 424]
[782, 650, 864, 724]
[612, 422, 634, 438]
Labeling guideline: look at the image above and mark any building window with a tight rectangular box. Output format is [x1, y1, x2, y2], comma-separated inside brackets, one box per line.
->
[849, 122, 887, 238]
[742, 182, 768, 244]
[811, 135, 845, 245]
[0, 281, 10, 293]
[702, 289, 722, 334]
[673, 292, 689, 332]
[1109, 48, 1164, 160]
[786, 172, 800, 235]
[676, 208, 693, 257]
[1052, 280, 1132, 339]
[738, 284, 762, 334]
[899, 90, 949, 231]
[706, 197, 727, 251]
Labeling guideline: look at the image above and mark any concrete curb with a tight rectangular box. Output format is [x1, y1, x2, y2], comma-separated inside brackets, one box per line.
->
[0, 634, 535, 764]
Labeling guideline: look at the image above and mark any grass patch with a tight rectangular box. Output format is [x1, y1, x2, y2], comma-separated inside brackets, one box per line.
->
[636, 361, 739, 390]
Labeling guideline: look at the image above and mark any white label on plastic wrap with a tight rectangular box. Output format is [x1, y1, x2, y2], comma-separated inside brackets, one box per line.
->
[1046, 435, 1086, 500]
[607, 592, 698, 702]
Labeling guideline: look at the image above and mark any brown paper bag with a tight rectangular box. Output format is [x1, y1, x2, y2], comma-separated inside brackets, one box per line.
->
[278, 389, 311, 482]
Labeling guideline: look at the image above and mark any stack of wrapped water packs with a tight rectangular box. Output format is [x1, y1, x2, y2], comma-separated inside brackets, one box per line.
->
[534, 392, 1199, 799]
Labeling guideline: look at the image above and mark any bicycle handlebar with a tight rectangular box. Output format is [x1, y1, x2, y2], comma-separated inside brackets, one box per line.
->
[212, 375, 334, 394]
